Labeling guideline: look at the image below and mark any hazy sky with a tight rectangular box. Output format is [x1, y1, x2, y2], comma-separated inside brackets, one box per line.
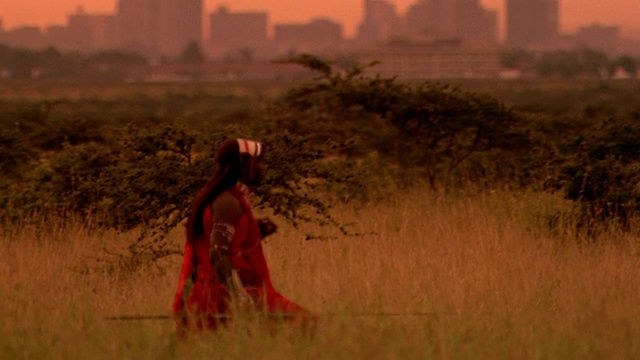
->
[2, 0, 640, 38]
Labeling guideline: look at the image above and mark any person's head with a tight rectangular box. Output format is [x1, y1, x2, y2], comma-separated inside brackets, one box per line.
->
[213, 138, 264, 188]
[237, 139, 264, 188]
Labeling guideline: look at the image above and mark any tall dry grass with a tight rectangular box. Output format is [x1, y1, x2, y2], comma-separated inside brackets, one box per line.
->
[2, 189, 640, 359]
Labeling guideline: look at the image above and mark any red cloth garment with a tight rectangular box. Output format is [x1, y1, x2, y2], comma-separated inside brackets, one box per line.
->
[173, 205, 230, 334]
[172, 185, 309, 335]
[226, 186, 309, 314]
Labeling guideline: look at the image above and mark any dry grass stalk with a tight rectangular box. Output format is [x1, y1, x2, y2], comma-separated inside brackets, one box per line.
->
[1, 190, 639, 359]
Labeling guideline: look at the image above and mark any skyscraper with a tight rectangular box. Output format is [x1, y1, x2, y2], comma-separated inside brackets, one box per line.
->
[209, 6, 269, 59]
[403, 2, 431, 36]
[66, 7, 92, 52]
[402, 0, 497, 42]
[156, 0, 202, 57]
[116, 0, 202, 57]
[357, 0, 401, 44]
[116, 0, 158, 55]
[455, 0, 497, 41]
[507, 0, 559, 47]
[403, 0, 454, 38]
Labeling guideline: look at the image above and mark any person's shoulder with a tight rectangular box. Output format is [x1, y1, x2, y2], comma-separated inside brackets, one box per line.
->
[211, 190, 243, 219]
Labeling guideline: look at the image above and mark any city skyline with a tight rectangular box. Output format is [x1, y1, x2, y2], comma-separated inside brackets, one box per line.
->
[1, 0, 640, 39]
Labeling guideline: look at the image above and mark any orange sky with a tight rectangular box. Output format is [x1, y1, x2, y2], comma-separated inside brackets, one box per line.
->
[1, 0, 639, 38]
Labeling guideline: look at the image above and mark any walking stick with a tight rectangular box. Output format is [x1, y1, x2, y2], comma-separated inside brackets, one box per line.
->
[105, 312, 438, 321]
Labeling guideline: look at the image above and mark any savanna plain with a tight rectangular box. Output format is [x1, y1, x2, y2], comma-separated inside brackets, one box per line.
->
[2, 79, 640, 359]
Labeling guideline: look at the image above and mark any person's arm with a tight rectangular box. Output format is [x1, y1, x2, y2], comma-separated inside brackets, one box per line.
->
[209, 191, 243, 284]
[256, 218, 278, 238]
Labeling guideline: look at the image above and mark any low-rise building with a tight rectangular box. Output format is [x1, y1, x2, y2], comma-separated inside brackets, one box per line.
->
[575, 24, 620, 54]
[0, 26, 47, 49]
[146, 61, 316, 82]
[360, 38, 503, 79]
[274, 19, 344, 56]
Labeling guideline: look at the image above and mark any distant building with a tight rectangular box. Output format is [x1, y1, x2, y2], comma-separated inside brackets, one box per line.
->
[43, 7, 117, 53]
[360, 39, 502, 79]
[88, 15, 118, 51]
[575, 24, 620, 54]
[403, 1, 453, 38]
[507, 0, 559, 48]
[403, 3, 431, 36]
[0, 26, 47, 49]
[403, 0, 497, 42]
[66, 6, 93, 52]
[116, 0, 202, 58]
[209, 6, 270, 60]
[156, 0, 203, 57]
[274, 19, 343, 56]
[47, 25, 73, 50]
[426, 0, 457, 38]
[357, 0, 401, 45]
[116, 0, 159, 55]
[147, 61, 316, 82]
[455, 0, 497, 42]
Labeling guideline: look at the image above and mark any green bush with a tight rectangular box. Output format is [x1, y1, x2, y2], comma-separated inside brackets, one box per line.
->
[270, 55, 526, 188]
[6, 54, 640, 252]
[545, 117, 640, 227]
[1, 119, 364, 258]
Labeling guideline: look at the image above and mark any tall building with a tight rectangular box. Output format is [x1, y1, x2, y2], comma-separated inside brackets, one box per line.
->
[209, 6, 269, 59]
[116, 0, 202, 58]
[116, 0, 158, 55]
[88, 15, 119, 51]
[403, 2, 431, 36]
[156, 0, 203, 57]
[66, 6, 93, 52]
[403, 0, 496, 42]
[402, 0, 456, 39]
[357, 0, 401, 45]
[433, 0, 457, 37]
[507, 0, 559, 47]
[455, 0, 497, 41]
[59, 7, 117, 53]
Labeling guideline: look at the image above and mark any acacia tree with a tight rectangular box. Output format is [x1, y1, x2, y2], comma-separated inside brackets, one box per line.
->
[271, 54, 525, 187]
[0, 118, 362, 263]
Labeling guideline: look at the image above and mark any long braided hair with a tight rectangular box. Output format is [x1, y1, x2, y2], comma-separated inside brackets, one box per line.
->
[185, 139, 242, 244]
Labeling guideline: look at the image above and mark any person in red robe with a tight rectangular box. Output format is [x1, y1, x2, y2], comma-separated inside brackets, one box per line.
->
[172, 138, 312, 335]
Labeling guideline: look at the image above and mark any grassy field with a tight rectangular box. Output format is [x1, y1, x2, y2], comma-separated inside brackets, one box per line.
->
[2, 189, 640, 359]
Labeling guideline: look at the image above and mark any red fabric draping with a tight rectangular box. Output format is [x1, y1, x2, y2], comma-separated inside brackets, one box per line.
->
[172, 186, 310, 335]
